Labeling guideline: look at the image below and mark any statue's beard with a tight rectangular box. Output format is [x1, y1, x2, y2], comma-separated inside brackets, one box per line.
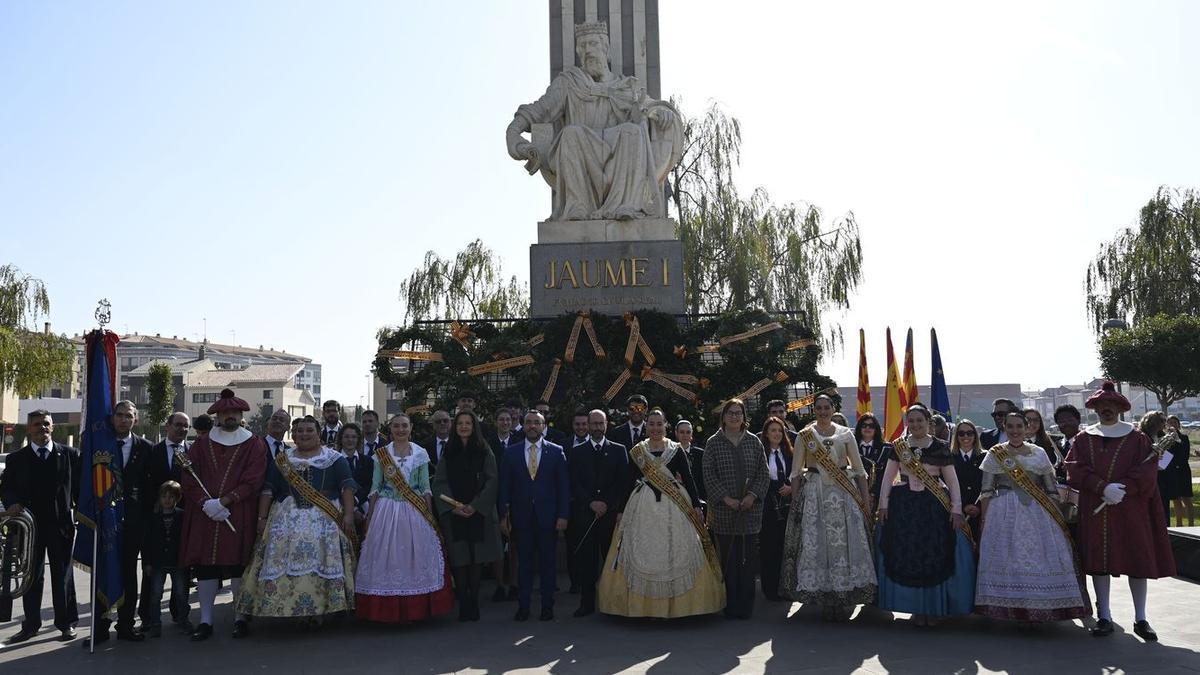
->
[583, 57, 608, 80]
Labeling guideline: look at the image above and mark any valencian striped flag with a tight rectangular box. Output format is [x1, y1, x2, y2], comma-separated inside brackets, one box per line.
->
[930, 328, 951, 421]
[902, 328, 918, 408]
[856, 329, 871, 417]
[73, 330, 124, 615]
[883, 328, 906, 441]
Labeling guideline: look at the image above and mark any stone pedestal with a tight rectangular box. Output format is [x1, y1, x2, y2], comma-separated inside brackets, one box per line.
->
[529, 219, 685, 318]
[537, 218, 676, 244]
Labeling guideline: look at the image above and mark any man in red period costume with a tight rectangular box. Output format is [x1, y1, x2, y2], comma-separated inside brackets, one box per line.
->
[179, 389, 267, 641]
[1065, 381, 1175, 641]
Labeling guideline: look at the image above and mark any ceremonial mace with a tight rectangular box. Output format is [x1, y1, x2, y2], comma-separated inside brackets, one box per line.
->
[174, 448, 236, 532]
[1092, 429, 1180, 515]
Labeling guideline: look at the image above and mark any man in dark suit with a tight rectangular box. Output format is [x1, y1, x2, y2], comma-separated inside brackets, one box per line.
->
[90, 400, 154, 646]
[486, 409, 518, 461]
[139, 411, 190, 632]
[423, 409, 453, 471]
[606, 394, 648, 451]
[262, 408, 291, 460]
[566, 409, 628, 617]
[498, 411, 569, 622]
[1, 409, 80, 644]
[533, 400, 569, 447]
[980, 398, 1019, 449]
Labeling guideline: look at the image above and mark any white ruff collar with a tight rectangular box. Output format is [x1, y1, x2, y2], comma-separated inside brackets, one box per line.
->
[1084, 421, 1134, 438]
[209, 426, 253, 445]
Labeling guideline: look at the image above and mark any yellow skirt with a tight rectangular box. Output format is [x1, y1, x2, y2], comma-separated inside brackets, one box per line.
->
[597, 486, 725, 618]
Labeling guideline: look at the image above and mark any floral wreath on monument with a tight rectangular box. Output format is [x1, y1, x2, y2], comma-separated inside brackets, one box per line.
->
[374, 309, 839, 436]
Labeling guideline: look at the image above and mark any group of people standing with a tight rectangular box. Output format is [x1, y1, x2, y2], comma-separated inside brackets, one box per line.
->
[0, 380, 1181, 650]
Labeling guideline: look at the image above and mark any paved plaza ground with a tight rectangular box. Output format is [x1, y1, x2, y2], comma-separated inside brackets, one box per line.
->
[1, 566, 1197, 675]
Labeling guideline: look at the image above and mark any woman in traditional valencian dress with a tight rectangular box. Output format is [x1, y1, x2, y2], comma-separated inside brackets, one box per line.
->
[599, 408, 725, 618]
[875, 403, 975, 626]
[780, 395, 876, 620]
[355, 413, 454, 623]
[237, 416, 358, 626]
[975, 412, 1089, 623]
[431, 411, 503, 622]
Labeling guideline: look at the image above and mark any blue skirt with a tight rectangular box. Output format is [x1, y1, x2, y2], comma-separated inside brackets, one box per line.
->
[875, 486, 975, 616]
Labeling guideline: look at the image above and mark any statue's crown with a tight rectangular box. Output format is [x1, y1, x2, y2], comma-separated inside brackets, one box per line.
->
[574, 21, 608, 41]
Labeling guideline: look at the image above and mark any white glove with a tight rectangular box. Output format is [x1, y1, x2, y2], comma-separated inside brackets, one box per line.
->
[202, 498, 225, 520]
[216, 505, 232, 521]
[1102, 483, 1126, 505]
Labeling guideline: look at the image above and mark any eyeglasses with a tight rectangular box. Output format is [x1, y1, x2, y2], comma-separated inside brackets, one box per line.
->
[957, 430, 977, 437]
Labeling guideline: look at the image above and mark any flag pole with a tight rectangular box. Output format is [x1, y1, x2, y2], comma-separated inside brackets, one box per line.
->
[89, 519, 97, 655]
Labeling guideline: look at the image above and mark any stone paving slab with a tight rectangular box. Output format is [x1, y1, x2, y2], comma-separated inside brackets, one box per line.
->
[1, 566, 1197, 674]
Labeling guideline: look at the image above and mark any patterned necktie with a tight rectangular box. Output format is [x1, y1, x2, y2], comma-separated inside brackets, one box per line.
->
[773, 450, 785, 481]
[528, 443, 539, 479]
[169, 443, 179, 470]
[39, 447, 48, 461]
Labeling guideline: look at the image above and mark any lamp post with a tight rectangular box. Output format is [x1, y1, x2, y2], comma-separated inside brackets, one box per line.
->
[1102, 318, 1130, 420]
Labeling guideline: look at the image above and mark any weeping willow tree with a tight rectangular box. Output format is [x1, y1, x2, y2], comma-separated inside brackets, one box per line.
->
[668, 103, 863, 348]
[397, 239, 530, 322]
[1086, 186, 1200, 332]
[0, 264, 75, 397]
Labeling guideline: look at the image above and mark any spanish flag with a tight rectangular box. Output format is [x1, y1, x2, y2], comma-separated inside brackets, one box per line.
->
[884, 328, 906, 442]
[856, 329, 871, 417]
[902, 327, 918, 408]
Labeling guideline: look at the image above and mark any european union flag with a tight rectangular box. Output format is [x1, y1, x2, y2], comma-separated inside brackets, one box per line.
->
[930, 328, 951, 422]
[73, 330, 124, 616]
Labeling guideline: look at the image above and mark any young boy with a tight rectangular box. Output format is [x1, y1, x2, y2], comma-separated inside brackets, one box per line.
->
[142, 481, 190, 636]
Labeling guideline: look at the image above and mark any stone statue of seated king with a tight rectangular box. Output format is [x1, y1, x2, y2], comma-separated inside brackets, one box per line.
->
[506, 21, 683, 222]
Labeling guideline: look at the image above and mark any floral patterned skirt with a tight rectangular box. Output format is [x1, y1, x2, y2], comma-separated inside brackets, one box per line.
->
[236, 496, 356, 618]
[779, 473, 876, 607]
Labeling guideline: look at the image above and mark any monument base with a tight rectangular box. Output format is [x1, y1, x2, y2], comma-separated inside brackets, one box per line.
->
[537, 218, 676, 244]
[530, 237, 685, 318]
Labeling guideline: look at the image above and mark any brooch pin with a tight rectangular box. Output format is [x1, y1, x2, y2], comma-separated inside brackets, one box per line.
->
[1002, 457, 1016, 469]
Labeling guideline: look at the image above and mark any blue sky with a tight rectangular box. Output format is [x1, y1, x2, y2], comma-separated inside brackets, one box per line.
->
[3, 1, 1198, 407]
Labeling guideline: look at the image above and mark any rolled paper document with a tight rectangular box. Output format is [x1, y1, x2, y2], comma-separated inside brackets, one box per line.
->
[438, 494, 467, 510]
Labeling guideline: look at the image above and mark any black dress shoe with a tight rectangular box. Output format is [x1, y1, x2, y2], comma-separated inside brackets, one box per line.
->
[6, 627, 38, 644]
[514, 607, 530, 621]
[82, 630, 110, 648]
[539, 608, 554, 621]
[231, 620, 249, 639]
[190, 623, 214, 641]
[60, 627, 77, 641]
[116, 627, 144, 642]
[1133, 620, 1158, 641]
[573, 605, 595, 618]
[1091, 618, 1114, 637]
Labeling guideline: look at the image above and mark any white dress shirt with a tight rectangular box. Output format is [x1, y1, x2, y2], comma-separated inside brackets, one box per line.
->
[117, 435, 133, 466]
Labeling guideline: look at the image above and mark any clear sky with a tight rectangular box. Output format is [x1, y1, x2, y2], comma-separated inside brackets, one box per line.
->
[3, 1, 1198, 408]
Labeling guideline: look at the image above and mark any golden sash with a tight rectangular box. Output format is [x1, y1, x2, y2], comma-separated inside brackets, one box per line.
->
[987, 443, 1080, 569]
[892, 438, 974, 546]
[630, 443, 723, 579]
[274, 450, 359, 553]
[796, 427, 874, 530]
[374, 447, 448, 553]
